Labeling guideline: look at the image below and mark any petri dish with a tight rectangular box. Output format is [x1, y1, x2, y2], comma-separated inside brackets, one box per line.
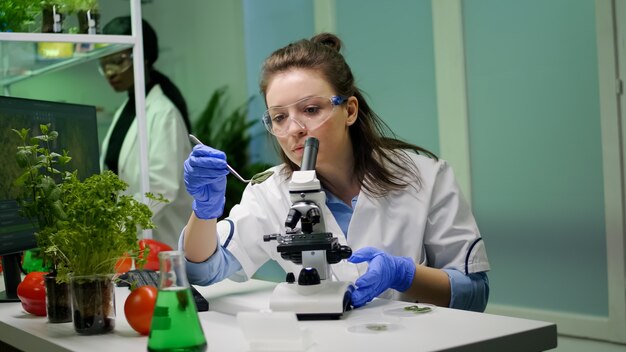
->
[383, 304, 435, 318]
[346, 322, 403, 334]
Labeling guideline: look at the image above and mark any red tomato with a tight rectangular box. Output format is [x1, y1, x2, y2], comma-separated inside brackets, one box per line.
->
[124, 285, 158, 335]
[138, 239, 172, 271]
[115, 254, 133, 273]
[17, 271, 47, 316]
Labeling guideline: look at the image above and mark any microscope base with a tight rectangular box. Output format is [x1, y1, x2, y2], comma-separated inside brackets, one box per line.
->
[269, 281, 353, 320]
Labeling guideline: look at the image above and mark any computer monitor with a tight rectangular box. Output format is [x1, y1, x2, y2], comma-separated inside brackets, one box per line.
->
[0, 96, 100, 302]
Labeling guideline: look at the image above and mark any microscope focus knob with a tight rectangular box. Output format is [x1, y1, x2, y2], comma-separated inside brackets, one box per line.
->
[298, 267, 321, 286]
[339, 245, 352, 259]
[285, 272, 296, 284]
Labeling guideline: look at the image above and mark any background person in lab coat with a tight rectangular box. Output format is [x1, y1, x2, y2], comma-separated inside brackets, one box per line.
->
[99, 16, 193, 248]
[181, 33, 490, 311]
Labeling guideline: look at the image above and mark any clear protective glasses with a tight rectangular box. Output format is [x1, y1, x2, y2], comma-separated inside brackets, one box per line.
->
[262, 95, 348, 137]
[98, 52, 133, 76]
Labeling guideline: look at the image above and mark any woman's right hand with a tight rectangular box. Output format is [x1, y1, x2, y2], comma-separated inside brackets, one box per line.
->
[183, 144, 230, 220]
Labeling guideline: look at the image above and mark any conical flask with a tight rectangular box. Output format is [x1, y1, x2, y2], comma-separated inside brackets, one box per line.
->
[147, 251, 207, 352]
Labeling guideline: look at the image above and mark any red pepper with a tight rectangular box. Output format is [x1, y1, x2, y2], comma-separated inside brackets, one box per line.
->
[138, 239, 173, 271]
[115, 253, 133, 273]
[17, 271, 47, 316]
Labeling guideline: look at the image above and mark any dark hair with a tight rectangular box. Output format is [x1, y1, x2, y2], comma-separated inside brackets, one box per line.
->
[260, 33, 437, 197]
[102, 16, 191, 133]
[103, 16, 159, 67]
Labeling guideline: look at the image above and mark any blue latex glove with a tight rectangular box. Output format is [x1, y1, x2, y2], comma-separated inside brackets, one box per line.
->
[348, 247, 416, 308]
[183, 144, 230, 220]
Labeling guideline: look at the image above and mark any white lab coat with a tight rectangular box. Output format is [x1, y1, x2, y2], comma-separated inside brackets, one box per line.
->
[100, 85, 193, 248]
[217, 152, 490, 301]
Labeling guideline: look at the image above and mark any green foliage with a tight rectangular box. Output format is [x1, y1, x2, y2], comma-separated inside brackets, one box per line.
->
[0, 0, 38, 32]
[61, 0, 99, 12]
[47, 170, 156, 283]
[39, 0, 65, 6]
[12, 124, 160, 282]
[194, 86, 272, 217]
[0, 0, 99, 33]
[12, 124, 73, 268]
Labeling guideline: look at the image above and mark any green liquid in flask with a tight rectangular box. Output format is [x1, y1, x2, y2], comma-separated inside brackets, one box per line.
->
[147, 287, 207, 352]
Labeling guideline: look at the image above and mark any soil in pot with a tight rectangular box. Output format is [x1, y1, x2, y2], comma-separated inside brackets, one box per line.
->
[70, 275, 115, 334]
[44, 273, 72, 323]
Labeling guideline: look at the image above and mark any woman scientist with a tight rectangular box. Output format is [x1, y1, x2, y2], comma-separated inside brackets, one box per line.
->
[181, 33, 490, 311]
[99, 17, 193, 248]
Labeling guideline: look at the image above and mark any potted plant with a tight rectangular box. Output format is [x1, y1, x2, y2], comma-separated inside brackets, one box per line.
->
[64, 0, 99, 34]
[49, 170, 159, 334]
[13, 124, 73, 323]
[39, 0, 66, 33]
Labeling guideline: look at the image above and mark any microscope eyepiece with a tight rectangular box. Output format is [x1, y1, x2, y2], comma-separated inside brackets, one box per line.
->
[300, 137, 319, 171]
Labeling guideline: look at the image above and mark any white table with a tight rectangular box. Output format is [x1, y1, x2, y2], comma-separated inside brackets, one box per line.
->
[0, 279, 557, 352]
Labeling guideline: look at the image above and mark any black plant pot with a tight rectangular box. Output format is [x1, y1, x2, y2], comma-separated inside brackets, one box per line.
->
[41, 5, 64, 33]
[76, 10, 100, 34]
[44, 274, 72, 323]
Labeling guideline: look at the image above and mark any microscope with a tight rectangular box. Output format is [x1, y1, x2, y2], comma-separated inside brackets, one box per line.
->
[263, 137, 353, 320]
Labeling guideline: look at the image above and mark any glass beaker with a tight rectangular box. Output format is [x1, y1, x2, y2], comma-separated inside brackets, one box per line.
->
[70, 274, 115, 334]
[44, 273, 72, 323]
[147, 251, 207, 352]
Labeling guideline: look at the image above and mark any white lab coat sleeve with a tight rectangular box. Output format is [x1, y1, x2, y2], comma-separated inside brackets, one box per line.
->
[424, 160, 490, 274]
[139, 100, 188, 218]
[215, 173, 289, 281]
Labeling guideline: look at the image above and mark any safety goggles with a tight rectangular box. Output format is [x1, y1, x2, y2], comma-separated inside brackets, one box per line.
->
[98, 52, 133, 76]
[262, 95, 348, 137]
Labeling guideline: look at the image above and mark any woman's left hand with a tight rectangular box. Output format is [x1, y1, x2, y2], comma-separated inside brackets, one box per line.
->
[348, 247, 416, 308]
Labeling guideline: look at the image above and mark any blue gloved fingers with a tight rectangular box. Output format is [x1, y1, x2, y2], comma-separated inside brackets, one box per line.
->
[353, 255, 384, 288]
[183, 145, 229, 220]
[350, 288, 375, 308]
[351, 285, 379, 307]
[190, 177, 227, 219]
[184, 159, 228, 203]
[185, 146, 229, 176]
[347, 246, 382, 264]
[191, 144, 227, 159]
[183, 164, 228, 187]
[184, 160, 229, 189]
[187, 151, 228, 170]
[186, 157, 229, 174]
[348, 247, 418, 308]
[351, 255, 387, 308]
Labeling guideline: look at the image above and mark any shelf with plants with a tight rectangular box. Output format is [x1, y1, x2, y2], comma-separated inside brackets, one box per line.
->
[0, 38, 131, 87]
[0, 0, 120, 88]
